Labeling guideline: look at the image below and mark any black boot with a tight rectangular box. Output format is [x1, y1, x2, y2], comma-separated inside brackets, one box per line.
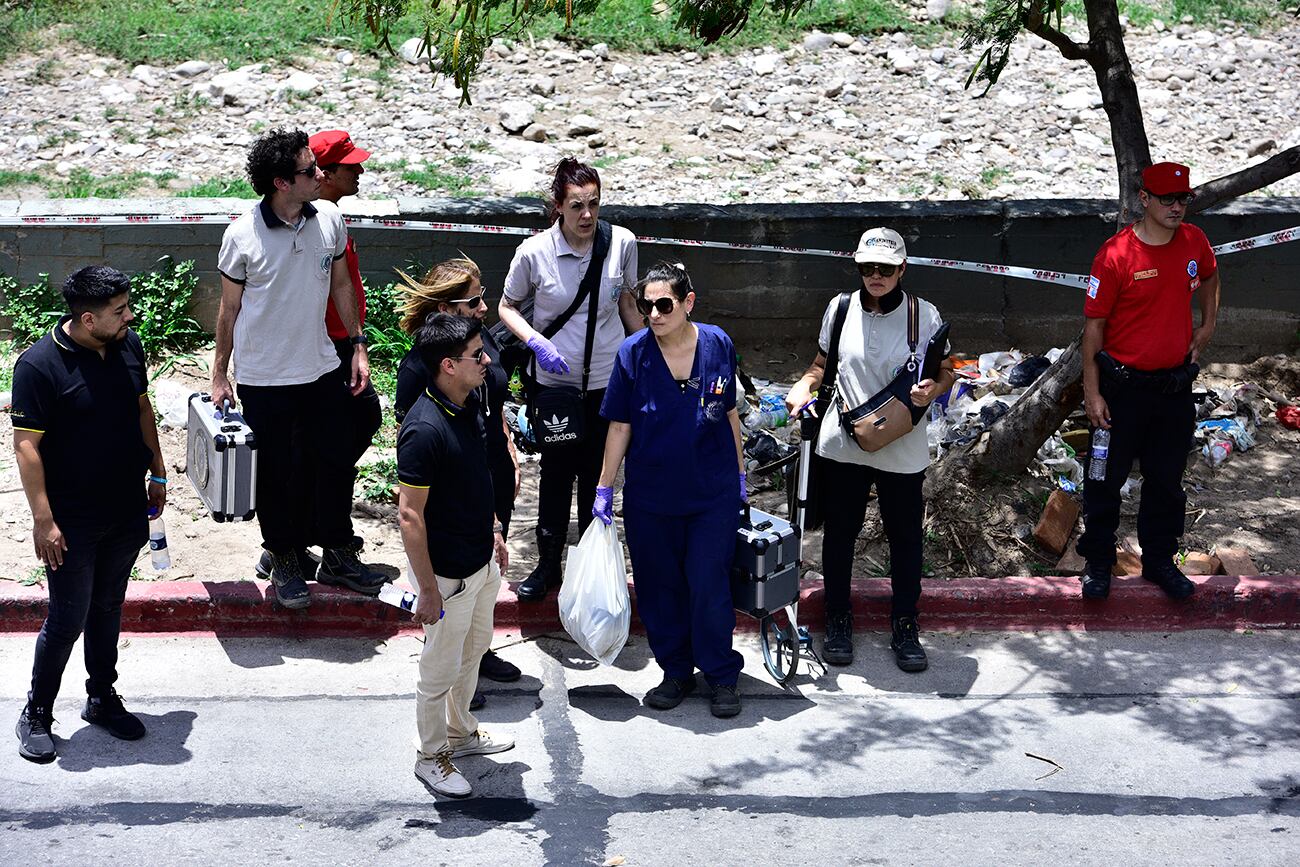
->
[822, 611, 854, 666]
[890, 616, 928, 673]
[1081, 561, 1112, 599]
[517, 528, 564, 602]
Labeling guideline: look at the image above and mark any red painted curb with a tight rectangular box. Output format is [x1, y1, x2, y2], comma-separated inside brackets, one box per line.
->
[1, 574, 1296, 636]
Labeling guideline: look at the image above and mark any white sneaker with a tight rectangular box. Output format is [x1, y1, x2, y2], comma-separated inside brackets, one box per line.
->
[450, 729, 515, 758]
[414, 752, 472, 798]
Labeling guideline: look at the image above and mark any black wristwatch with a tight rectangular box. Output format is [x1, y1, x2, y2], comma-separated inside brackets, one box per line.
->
[350, 334, 368, 346]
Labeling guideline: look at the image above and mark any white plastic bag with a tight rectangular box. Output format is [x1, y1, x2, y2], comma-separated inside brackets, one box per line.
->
[558, 520, 630, 666]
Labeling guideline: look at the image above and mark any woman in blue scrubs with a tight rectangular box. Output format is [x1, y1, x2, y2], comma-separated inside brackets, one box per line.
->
[594, 262, 747, 719]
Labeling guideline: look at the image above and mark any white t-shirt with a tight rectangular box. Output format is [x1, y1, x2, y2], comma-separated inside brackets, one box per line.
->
[503, 221, 638, 390]
[217, 198, 347, 387]
[815, 290, 947, 474]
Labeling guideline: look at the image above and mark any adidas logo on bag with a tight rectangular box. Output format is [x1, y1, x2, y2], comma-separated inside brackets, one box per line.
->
[543, 414, 579, 442]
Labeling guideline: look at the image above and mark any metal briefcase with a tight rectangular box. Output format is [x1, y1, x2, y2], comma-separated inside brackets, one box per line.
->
[186, 393, 257, 522]
[732, 505, 802, 617]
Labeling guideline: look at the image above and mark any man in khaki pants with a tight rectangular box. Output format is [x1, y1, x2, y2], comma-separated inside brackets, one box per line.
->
[397, 314, 513, 798]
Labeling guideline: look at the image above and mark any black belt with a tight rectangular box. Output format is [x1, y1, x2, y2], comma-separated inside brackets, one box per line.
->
[1096, 351, 1198, 394]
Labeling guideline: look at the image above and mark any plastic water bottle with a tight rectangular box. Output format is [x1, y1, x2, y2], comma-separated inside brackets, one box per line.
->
[378, 583, 418, 613]
[148, 518, 170, 571]
[1087, 429, 1110, 482]
[744, 395, 790, 431]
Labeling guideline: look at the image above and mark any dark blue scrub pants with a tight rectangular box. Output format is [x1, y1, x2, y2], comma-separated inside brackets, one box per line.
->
[28, 515, 148, 708]
[623, 502, 743, 687]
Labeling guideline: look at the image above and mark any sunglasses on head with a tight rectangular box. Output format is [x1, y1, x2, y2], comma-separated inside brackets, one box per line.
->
[635, 296, 679, 316]
[857, 262, 898, 278]
[1144, 189, 1194, 206]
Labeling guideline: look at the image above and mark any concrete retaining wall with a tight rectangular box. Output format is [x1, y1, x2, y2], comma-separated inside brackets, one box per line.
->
[3, 197, 1297, 360]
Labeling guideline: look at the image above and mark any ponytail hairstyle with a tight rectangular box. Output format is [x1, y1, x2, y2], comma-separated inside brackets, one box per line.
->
[548, 156, 602, 225]
[636, 261, 693, 302]
[395, 257, 482, 335]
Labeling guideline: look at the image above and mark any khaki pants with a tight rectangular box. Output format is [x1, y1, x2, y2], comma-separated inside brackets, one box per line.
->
[415, 558, 501, 759]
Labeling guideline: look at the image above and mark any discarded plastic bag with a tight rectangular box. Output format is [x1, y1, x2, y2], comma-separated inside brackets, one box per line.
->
[558, 520, 631, 666]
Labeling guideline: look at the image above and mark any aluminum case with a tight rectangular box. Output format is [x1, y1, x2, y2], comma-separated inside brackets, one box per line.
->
[186, 393, 257, 522]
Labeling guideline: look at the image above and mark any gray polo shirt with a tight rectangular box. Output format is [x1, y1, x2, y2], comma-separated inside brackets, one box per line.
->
[815, 291, 947, 474]
[217, 198, 347, 387]
[503, 221, 638, 390]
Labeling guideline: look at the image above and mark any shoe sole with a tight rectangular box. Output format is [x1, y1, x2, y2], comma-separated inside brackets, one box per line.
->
[273, 591, 312, 610]
[414, 772, 472, 799]
[710, 704, 742, 718]
[644, 694, 689, 710]
[895, 659, 929, 673]
[80, 712, 146, 740]
[1144, 579, 1195, 600]
[316, 574, 386, 596]
[822, 650, 854, 666]
[1081, 587, 1110, 600]
[450, 742, 515, 758]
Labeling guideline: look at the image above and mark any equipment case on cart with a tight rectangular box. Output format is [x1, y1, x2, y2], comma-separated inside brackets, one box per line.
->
[732, 505, 801, 618]
[186, 393, 258, 522]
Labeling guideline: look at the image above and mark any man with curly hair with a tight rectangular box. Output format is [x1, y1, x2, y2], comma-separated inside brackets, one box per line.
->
[213, 128, 386, 608]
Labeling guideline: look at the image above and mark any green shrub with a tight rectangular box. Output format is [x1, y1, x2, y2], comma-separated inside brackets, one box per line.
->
[363, 276, 413, 365]
[176, 177, 258, 198]
[129, 256, 208, 358]
[0, 272, 62, 346]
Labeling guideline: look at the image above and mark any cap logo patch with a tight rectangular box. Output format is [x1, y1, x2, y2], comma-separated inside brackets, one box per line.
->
[865, 237, 897, 249]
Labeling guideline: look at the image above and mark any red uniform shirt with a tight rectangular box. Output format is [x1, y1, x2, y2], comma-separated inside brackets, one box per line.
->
[1084, 222, 1217, 371]
[325, 235, 366, 340]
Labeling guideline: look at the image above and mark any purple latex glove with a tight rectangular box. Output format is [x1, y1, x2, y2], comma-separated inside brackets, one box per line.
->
[739, 472, 748, 504]
[527, 334, 571, 375]
[593, 485, 614, 525]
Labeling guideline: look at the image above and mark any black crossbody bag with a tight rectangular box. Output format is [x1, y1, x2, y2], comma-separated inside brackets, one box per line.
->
[528, 220, 612, 450]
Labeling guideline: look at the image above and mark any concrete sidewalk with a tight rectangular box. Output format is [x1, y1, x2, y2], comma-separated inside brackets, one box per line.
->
[0, 631, 1296, 865]
[1, 573, 1297, 636]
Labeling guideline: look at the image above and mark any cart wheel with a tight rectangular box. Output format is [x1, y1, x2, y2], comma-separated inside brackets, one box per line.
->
[760, 610, 800, 685]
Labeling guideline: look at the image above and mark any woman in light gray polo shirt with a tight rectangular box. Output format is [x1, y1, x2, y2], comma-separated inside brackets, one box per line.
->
[498, 158, 641, 602]
[785, 228, 956, 673]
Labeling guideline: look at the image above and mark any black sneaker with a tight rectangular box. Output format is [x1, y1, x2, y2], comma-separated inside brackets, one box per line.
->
[16, 704, 56, 763]
[1081, 562, 1112, 599]
[318, 547, 388, 596]
[644, 675, 697, 710]
[470, 690, 487, 712]
[81, 689, 146, 740]
[255, 549, 317, 581]
[709, 684, 742, 719]
[479, 650, 521, 683]
[268, 550, 312, 609]
[1143, 560, 1196, 600]
[823, 611, 854, 666]
[890, 616, 929, 673]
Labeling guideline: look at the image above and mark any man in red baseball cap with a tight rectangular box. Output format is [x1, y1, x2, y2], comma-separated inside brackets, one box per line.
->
[1076, 161, 1221, 602]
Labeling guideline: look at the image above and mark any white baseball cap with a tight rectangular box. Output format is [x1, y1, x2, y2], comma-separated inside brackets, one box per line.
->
[853, 227, 907, 266]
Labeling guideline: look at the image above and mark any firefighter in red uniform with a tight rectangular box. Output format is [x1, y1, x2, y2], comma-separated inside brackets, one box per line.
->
[1076, 161, 1221, 600]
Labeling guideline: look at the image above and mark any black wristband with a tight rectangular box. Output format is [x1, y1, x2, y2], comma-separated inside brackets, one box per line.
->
[350, 334, 368, 346]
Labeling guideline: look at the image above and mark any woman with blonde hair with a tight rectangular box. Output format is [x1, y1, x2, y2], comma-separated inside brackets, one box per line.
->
[394, 257, 521, 690]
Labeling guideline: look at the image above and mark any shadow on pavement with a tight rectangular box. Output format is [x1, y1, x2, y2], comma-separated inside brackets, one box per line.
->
[214, 634, 389, 669]
[406, 759, 537, 836]
[56, 709, 196, 772]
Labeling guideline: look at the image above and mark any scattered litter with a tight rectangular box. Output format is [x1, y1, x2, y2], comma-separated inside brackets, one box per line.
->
[153, 378, 193, 430]
[1024, 752, 1064, 780]
[603, 857, 627, 867]
[1035, 434, 1084, 489]
[1006, 355, 1052, 388]
[1119, 475, 1142, 499]
[1278, 405, 1300, 431]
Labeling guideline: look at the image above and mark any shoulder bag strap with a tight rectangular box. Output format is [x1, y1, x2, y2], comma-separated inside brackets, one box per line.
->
[578, 220, 612, 393]
[818, 291, 854, 409]
[906, 292, 920, 381]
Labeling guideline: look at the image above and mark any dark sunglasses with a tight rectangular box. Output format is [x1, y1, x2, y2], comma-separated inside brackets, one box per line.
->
[448, 294, 486, 308]
[635, 296, 678, 316]
[292, 160, 319, 178]
[857, 262, 899, 278]
[1144, 189, 1194, 206]
[449, 346, 488, 364]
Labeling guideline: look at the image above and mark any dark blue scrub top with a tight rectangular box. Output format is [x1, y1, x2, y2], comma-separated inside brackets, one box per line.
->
[600, 323, 739, 515]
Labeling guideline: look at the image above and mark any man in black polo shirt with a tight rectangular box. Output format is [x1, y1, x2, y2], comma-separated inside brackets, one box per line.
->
[10, 266, 168, 763]
[398, 314, 512, 799]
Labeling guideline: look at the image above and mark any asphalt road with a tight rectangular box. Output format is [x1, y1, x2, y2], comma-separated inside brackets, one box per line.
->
[1, 629, 1297, 866]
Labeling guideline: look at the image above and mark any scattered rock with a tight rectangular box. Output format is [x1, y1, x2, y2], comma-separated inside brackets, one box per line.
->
[278, 71, 321, 97]
[1247, 138, 1276, 157]
[336, 50, 356, 66]
[802, 32, 835, 53]
[925, 0, 952, 20]
[567, 114, 601, 137]
[752, 55, 780, 76]
[172, 60, 210, 78]
[498, 99, 536, 134]
[399, 38, 433, 65]
[591, 43, 609, 60]
[831, 32, 855, 48]
[1033, 490, 1080, 556]
[521, 123, 548, 142]
[99, 83, 136, 104]
[130, 65, 163, 87]
[530, 76, 556, 97]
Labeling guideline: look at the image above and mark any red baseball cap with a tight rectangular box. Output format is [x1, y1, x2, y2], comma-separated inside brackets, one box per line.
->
[309, 130, 371, 166]
[1142, 162, 1191, 196]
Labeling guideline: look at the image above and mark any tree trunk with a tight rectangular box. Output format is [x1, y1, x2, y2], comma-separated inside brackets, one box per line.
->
[1083, 0, 1149, 225]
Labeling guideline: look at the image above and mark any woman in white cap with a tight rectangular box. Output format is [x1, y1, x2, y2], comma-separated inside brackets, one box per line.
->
[785, 227, 955, 672]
